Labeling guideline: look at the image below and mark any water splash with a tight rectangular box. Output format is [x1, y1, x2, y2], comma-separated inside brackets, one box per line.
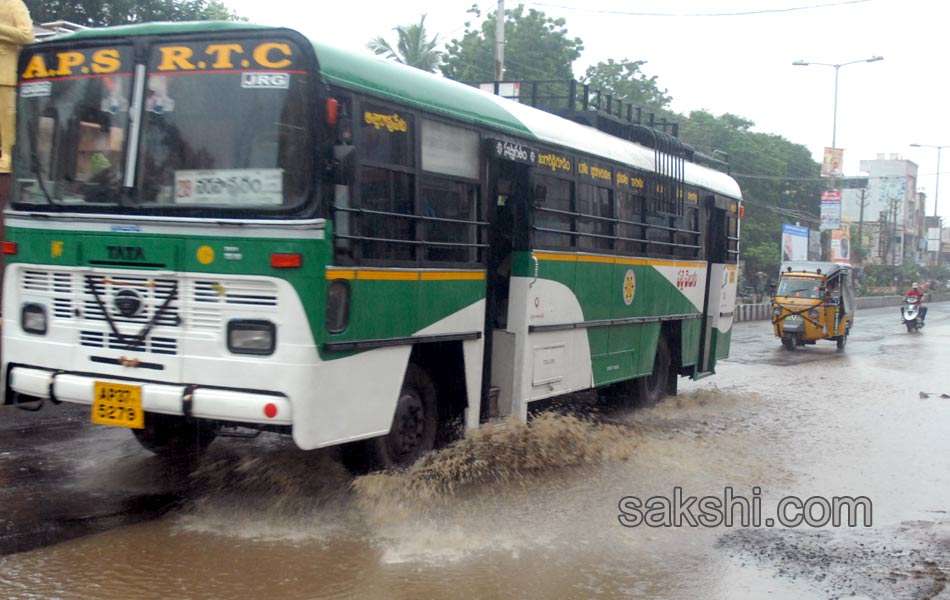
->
[352, 413, 640, 514]
[175, 443, 355, 541]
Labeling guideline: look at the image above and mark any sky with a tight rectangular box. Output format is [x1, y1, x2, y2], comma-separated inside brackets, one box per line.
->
[219, 0, 950, 221]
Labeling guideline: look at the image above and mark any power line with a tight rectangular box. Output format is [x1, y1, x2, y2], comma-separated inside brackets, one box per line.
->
[527, 0, 870, 17]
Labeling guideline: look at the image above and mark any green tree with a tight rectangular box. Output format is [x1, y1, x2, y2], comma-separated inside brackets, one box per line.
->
[441, 4, 583, 83]
[25, 0, 243, 27]
[678, 110, 823, 276]
[368, 14, 442, 73]
[580, 58, 672, 112]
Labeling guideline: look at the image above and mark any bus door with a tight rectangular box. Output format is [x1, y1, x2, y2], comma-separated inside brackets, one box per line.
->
[698, 196, 737, 374]
[482, 154, 530, 421]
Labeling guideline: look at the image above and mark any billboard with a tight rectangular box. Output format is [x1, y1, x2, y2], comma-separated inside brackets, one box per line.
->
[831, 226, 851, 264]
[928, 227, 941, 252]
[782, 224, 809, 261]
[821, 147, 843, 178]
[820, 189, 841, 231]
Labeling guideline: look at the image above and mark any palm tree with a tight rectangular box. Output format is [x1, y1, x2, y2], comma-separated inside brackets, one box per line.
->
[368, 14, 442, 73]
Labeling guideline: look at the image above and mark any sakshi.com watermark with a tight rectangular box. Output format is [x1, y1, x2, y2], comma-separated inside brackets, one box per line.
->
[618, 487, 872, 528]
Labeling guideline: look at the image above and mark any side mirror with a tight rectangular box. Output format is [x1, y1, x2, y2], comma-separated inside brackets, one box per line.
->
[332, 145, 355, 186]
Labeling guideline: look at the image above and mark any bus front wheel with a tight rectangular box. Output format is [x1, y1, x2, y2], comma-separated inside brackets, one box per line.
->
[342, 363, 438, 473]
[132, 413, 216, 458]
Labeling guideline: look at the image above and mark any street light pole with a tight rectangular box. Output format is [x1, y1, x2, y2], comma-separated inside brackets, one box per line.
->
[911, 143, 947, 268]
[793, 56, 883, 262]
[911, 143, 945, 218]
[792, 56, 883, 152]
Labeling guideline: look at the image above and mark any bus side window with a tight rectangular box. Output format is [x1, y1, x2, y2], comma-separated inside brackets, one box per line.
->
[577, 182, 613, 251]
[533, 174, 572, 249]
[616, 190, 644, 256]
[360, 166, 414, 261]
[356, 101, 415, 262]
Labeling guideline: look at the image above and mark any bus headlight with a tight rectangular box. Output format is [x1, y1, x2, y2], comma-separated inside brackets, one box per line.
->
[22, 303, 48, 335]
[227, 320, 276, 355]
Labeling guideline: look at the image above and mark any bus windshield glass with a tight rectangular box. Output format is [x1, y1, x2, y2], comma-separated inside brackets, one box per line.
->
[13, 38, 314, 216]
[15, 46, 135, 207]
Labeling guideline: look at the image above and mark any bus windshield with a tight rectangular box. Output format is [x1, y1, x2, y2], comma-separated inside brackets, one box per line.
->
[13, 38, 314, 216]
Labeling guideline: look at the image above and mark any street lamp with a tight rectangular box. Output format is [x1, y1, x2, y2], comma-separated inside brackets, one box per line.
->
[792, 56, 883, 149]
[794, 56, 882, 262]
[910, 143, 946, 218]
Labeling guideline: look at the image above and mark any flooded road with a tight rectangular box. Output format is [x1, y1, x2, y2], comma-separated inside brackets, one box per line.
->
[2, 303, 949, 599]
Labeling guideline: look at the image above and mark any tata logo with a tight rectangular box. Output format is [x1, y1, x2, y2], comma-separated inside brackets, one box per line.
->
[107, 246, 145, 261]
[113, 289, 144, 318]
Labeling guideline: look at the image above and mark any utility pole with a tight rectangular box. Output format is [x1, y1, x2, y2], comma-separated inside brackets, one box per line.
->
[889, 197, 902, 266]
[855, 186, 870, 263]
[494, 0, 505, 82]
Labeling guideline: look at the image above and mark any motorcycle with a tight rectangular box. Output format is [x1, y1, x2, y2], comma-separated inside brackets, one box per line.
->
[901, 296, 925, 332]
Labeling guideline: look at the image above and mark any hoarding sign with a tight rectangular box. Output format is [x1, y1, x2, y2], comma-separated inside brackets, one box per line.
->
[831, 226, 851, 264]
[821, 147, 843, 177]
[782, 224, 809, 261]
[820, 189, 841, 231]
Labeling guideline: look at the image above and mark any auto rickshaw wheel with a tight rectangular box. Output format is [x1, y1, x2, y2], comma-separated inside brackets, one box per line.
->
[781, 336, 796, 351]
[836, 333, 847, 351]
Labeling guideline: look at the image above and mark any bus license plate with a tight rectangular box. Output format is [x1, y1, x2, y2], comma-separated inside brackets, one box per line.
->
[92, 381, 144, 429]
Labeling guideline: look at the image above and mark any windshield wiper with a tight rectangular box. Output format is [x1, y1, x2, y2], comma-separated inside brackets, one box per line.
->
[26, 120, 56, 206]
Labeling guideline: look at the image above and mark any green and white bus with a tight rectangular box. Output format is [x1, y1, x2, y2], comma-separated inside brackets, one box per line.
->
[2, 22, 741, 470]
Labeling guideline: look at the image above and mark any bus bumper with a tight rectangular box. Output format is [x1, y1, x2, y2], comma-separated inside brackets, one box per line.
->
[7, 366, 293, 426]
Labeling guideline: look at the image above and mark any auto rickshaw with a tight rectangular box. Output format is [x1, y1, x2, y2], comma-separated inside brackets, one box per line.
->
[771, 261, 855, 351]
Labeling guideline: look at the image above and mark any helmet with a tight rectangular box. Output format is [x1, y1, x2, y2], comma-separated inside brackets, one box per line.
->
[912, 282, 919, 289]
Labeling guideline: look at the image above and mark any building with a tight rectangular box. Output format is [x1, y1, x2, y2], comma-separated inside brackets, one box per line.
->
[841, 154, 926, 266]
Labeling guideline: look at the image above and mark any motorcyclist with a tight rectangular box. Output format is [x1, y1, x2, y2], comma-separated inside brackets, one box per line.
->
[903, 282, 927, 323]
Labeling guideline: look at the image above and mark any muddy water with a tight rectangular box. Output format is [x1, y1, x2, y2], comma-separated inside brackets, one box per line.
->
[2, 304, 949, 599]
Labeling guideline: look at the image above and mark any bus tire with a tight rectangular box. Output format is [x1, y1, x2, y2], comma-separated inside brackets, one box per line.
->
[636, 335, 671, 407]
[341, 363, 438, 473]
[132, 413, 216, 458]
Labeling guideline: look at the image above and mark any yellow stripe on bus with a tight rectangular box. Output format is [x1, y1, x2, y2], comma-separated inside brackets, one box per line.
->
[325, 269, 357, 280]
[576, 254, 616, 264]
[533, 251, 577, 262]
[325, 269, 485, 281]
[356, 270, 419, 281]
[420, 271, 486, 281]
[539, 253, 709, 269]
[615, 257, 652, 266]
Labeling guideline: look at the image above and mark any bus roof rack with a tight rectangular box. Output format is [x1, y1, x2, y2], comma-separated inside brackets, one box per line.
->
[475, 79, 730, 172]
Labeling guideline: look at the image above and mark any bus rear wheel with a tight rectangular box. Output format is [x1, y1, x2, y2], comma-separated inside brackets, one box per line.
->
[342, 364, 438, 473]
[636, 335, 671, 407]
[132, 413, 217, 458]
